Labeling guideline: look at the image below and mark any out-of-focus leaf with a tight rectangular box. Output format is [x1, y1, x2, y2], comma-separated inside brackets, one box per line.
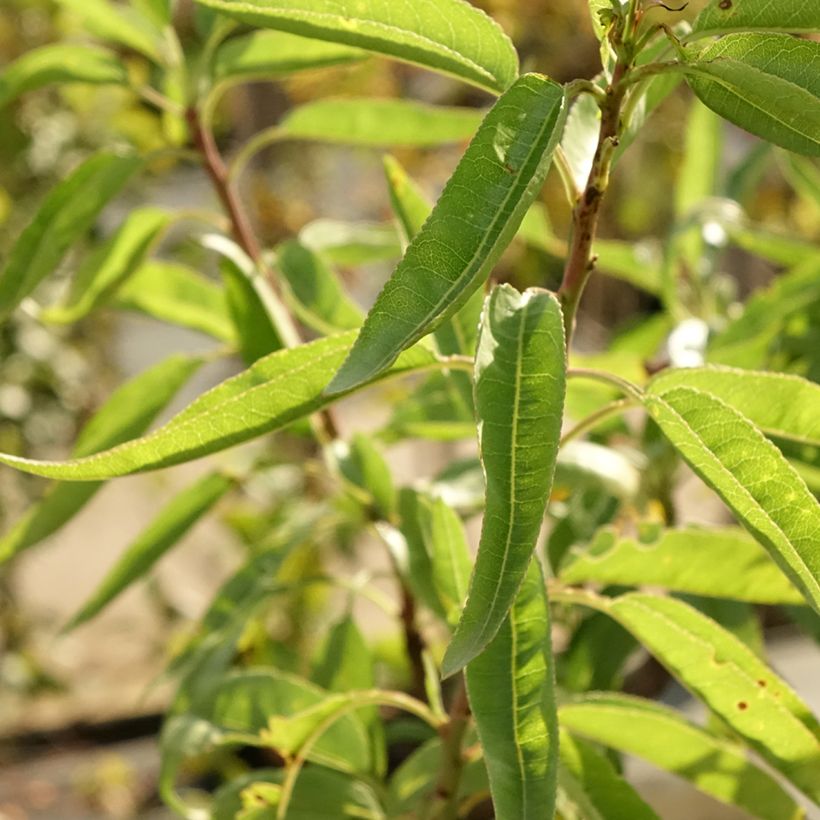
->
[559, 694, 805, 820]
[116, 261, 236, 342]
[561, 526, 804, 605]
[335, 434, 396, 520]
[0, 152, 142, 318]
[328, 75, 566, 395]
[193, 0, 519, 94]
[692, 0, 820, 36]
[558, 729, 660, 820]
[466, 561, 558, 820]
[0, 44, 128, 108]
[415, 495, 471, 624]
[276, 98, 483, 147]
[66, 472, 234, 629]
[683, 33, 820, 157]
[213, 29, 364, 82]
[649, 366, 820, 447]
[0, 354, 203, 564]
[383, 155, 431, 249]
[57, 0, 164, 62]
[644, 385, 820, 613]
[0, 334, 439, 481]
[299, 219, 400, 266]
[442, 286, 566, 677]
[193, 668, 372, 773]
[43, 207, 171, 324]
[277, 240, 363, 334]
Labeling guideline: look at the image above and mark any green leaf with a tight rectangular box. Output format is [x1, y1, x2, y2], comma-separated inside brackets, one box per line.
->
[644, 385, 820, 613]
[0, 354, 203, 564]
[0, 333, 438, 481]
[559, 693, 805, 820]
[415, 495, 472, 624]
[193, 0, 518, 93]
[299, 219, 400, 266]
[42, 207, 171, 324]
[693, 0, 820, 36]
[560, 89, 599, 194]
[57, 0, 165, 62]
[0, 152, 142, 318]
[115, 260, 236, 342]
[442, 285, 566, 677]
[192, 668, 372, 773]
[65, 472, 234, 630]
[277, 98, 483, 147]
[383, 155, 432, 248]
[684, 33, 820, 157]
[0, 44, 127, 108]
[561, 526, 804, 605]
[781, 151, 820, 212]
[277, 240, 363, 334]
[708, 258, 820, 368]
[558, 729, 660, 820]
[466, 560, 558, 820]
[570, 592, 820, 802]
[328, 75, 567, 394]
[728, 222, 820, 267]
[314, 616, 373, 694]
[335, 434, 396, 520]
[650, 366, 820, 447]
[213, 29, 364, 83]
[131, 0, 172, 26]
[219, 251, 284, 365]
[212, 767, 384, 820]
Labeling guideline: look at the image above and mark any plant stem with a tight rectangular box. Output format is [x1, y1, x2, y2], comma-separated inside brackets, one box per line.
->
[400, 577, 427, 698]
[427, 679, 471, 820]
[186, 105, 341, 440]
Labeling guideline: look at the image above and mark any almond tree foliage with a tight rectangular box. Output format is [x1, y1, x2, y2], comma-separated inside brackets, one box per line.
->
[1, 0, 820, 818]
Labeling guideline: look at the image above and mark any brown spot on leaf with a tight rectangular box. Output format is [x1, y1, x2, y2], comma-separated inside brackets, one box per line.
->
[719, 0, 732, 9]
[757, 679, 767, 687]
[738, 701, 748, 710]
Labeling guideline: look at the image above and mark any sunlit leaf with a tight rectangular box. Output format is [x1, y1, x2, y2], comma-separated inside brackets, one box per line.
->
[559, 693, 805, 820]
[466, 561, 558, 820]
[442, 286, 566, 676]
[684, 33, 820, 157]
[328, 75, 566, 394]
[193, 0, 518, 93]
[561, 526, 805, 605]
[0, 334, 438, 480]
[0, 152, 142, 318]
[644, 385, 820, 613]
[693, 0, 820, 36]
[0, 44, 127, 108]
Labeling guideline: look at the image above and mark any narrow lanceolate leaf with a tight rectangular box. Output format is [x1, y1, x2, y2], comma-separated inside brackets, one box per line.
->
[383, 155, 431, 248]
[277, 98, 483, 147]
[559, 694, 805, 820]
[194, 0, 518, 94]
[276, 240, 363, 334]
[466, 561, 558, 820]
[558, 730, 660, 820]
[415, 495, 472, 624]
[442, 286, 566, 676]
[116, 261, 236, 342]
[0, 152, 142, 318]
[57, 0, 164, 62]
[299, 219, 400, 266]
[0, 333, 438, 481]
[644, 386, 820, 613]
[0, 354, 203, 564]
[684, 33, 820, 157]
[327, 75, 566, 395]
[560, 527, 804, 605]
[213, 29, 364, 83]
[571, 592, 820, 803]
[650, 367, 820, 448]
[0, 44, 127, 108]
[693, 0, 820, 37]
[43, 207, 171, 324]
[66, 472, 234, 629]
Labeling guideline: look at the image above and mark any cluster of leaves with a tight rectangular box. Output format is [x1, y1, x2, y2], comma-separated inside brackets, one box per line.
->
[0, 0, 819, 818]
